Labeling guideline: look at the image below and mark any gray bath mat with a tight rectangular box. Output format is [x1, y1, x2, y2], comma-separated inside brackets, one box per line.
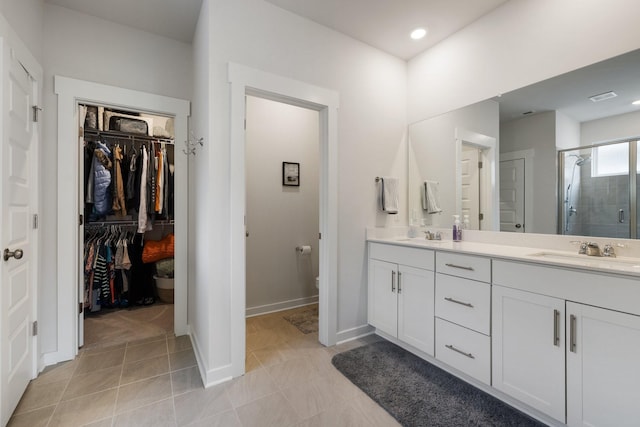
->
[283, 306, 318, 334]
[332, 340, 547, 427]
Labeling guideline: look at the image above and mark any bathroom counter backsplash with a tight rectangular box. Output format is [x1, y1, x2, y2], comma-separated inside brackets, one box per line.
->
[366, 226, 640, 278]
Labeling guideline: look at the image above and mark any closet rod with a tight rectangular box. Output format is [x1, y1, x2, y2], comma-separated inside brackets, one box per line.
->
[84, 129, 174, 145]
[85, 219, 175, 228]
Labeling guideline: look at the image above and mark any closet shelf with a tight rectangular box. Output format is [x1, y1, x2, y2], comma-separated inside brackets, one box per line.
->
[85, 219, 175, 228]
[84, 129, 174, 145]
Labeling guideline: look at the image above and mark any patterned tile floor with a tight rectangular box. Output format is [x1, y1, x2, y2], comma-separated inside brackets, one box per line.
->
[9, 304, 399, 427]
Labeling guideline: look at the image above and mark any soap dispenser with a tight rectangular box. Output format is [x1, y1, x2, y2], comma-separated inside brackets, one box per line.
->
[453, 215, 462, 242]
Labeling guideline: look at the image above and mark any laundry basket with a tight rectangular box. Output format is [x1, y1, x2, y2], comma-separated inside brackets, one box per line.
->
[154, 276, 174, 304]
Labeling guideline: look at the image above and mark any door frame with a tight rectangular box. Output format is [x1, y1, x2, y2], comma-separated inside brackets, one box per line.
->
[455, 128, 498, 230]
[0, 17, 42, 423]
[52, 76, 190, 364]
[228, 63, 339, 377]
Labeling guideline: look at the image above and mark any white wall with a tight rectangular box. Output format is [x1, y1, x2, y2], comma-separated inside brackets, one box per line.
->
[193, 0, 407, 380]
[408, 0, 640, 124]
[0, 0, 43, 62]
[581, 110, 640, 145]
[189, 0, 211, 382]
[500, 112, 557, 233]
[409, 100, 499, 228]
[245, 96, 319, 314]
[39, 3, 193, 355]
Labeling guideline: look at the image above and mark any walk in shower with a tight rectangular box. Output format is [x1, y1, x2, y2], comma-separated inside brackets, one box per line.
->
[559, 140, 639, 238]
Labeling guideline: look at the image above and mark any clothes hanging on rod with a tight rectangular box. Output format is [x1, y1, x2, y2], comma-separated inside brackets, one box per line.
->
[83, 137, 175, 227]
[83, 226, 158, 312]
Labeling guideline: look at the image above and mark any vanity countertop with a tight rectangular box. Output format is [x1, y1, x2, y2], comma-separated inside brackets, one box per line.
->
[368, 236, 640, 278]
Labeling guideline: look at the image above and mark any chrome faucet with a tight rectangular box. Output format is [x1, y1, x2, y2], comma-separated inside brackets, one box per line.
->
[585, 242, 601, 257]
[602, 244, 616, 257]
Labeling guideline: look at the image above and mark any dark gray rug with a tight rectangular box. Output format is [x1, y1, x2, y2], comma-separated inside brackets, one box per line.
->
[332, 340, 547, 427]
[283, 306, 318, 334]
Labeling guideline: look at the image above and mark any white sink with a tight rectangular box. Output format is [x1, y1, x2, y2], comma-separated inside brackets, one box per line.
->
[528, 251, 640, 268]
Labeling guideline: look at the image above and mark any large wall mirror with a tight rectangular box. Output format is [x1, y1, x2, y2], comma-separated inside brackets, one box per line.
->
[408, 48, 640, 239]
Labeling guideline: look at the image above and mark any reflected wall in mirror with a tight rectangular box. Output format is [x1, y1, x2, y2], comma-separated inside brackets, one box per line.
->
[408, 100, 499, 231]
[408, 48, 640, 238]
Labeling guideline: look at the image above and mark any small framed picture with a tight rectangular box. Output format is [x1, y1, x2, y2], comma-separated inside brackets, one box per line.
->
[282, 162, 300, 186]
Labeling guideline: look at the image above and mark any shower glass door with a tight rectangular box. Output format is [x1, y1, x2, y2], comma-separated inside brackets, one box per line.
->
[560, 141, 632, 238]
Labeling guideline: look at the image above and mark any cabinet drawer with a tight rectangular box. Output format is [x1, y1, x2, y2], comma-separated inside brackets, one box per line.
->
[435, 274, 490, 335]
[435, 318, 491, 385]
[436, 252, 490, 283]
[369, 242, 434, 271]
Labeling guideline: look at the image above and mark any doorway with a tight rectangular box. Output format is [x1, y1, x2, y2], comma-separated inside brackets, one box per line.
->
[54, 76, 189, 364]
[229, 63, 339, 378]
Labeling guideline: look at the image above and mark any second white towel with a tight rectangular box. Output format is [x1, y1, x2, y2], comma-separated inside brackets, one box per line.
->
[422, 181, 442, 214]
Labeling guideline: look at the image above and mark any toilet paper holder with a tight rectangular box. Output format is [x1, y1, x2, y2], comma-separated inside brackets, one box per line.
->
[296, 245, 312, 254]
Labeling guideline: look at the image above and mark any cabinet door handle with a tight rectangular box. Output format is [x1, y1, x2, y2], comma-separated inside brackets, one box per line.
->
[397, 271, 402, 293]
[445, 344, 475, 359]
[570, 314, 577, 353]
[444, 297, 473, 308]
[553, 309, 560, 347]
[444, 263, 474, 271]
[391, 270, 396, 292]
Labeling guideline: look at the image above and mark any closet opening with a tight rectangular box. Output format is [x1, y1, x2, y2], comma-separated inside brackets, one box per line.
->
[79, 103, 178, 349]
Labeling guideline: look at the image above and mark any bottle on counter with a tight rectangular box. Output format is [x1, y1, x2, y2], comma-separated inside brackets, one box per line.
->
[453, 215, 462, 242]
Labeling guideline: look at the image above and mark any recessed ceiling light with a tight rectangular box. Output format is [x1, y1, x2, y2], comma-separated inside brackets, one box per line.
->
[633, 100, 640, 105]
[410, 28, 427, 40]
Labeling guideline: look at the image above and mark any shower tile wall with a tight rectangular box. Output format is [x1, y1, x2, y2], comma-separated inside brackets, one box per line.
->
[574, 170, 629, 238]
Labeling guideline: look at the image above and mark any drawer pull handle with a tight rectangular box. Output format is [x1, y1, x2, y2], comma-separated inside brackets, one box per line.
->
[553, 309, 560, 347]
[570, 314, 577, 353]
[444, 297, 474, 308]
[398, 272, 402, 293]
[444, 263, 474, 271]
[445, 344, 475, 359]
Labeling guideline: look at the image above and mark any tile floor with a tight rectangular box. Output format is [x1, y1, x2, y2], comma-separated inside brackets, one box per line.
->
[9, 305, 400, 427]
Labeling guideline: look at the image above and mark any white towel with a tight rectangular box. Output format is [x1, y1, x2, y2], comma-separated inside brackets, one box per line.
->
[380, 177, 399, 214]
[422, 181, 442, 214]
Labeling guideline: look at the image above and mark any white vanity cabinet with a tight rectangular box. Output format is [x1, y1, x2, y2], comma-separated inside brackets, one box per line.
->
[566, 302, 640, 427]
[434, 252, 491, 385]
[368, 243, 435, 355]
[492, 285, 566, 423]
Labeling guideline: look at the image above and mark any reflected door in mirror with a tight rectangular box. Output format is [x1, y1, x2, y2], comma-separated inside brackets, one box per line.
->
[500, 159, 525, 232]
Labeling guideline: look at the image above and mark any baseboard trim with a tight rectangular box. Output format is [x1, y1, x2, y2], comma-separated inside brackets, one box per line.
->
[190, 330, 233, 388]
[246, 296, 318, 317]
[336, 324, 375, 344]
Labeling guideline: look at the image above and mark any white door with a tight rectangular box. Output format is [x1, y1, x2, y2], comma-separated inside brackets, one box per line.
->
[1, 42, 37, 426]
[492, 286, 565, 423]
[461, 146, 480, 229]
[367, 259, 397, 337]
[567, 302, 640, 427]
[500, 158, 525, 232]
[397, 265, 434, 356]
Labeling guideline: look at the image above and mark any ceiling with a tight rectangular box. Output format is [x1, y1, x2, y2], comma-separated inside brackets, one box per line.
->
[44, 0, 204, 44]
[498, 48, 640, 124]
[263, 0, 508, 60]
[44, 0, 508, 60]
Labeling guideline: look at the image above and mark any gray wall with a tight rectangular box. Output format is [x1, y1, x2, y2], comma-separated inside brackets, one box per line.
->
[500, 112, 558, 234]
[245, 96, 319, 313]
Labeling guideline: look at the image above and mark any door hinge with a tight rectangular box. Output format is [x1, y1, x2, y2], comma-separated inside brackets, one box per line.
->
[32, 321, 38, 336]
[319, 233, 322, 240]
[79, 214, 84, 226]
[79, 302, 83, 314]
[32, 105, 42, 122]
[33, 214, 38, 229]
[478, 161, 483, 169]
[479, 213, 484, 221]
